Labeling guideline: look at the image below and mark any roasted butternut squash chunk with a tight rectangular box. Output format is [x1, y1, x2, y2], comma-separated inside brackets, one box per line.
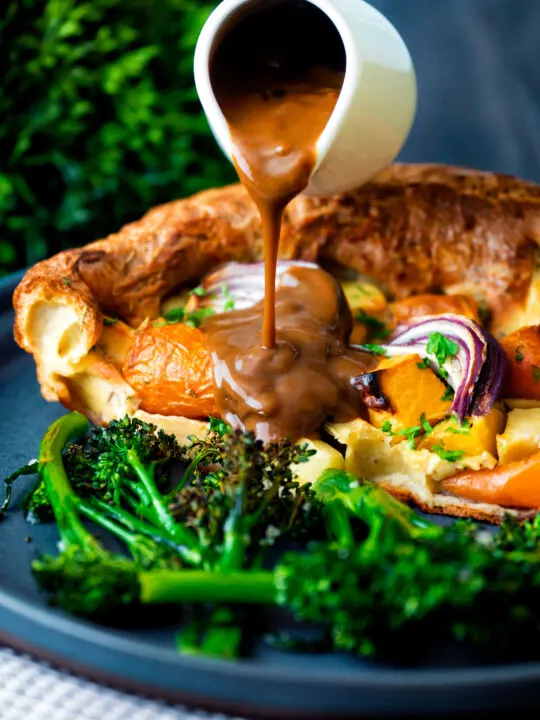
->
[497, 408, 540, 464]
[500, 325, 540, 400]
[419, 408, 504, 458]
[358, 354, 452, 430]
[390, 294, 480, 325]
[340, 281, 387, 315]
[341, 280, 389, 345]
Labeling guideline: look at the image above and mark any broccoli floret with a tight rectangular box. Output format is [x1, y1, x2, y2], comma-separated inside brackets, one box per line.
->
[31, 413, 185, 617]
[33, 545, 139, 618]
[496, 514, 540, 553]
[174, 428, 322, 549]
[29, 413, 540, 661]
[23, 477, 54, 523]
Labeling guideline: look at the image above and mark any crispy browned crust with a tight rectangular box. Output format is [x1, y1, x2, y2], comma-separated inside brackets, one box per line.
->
[12, 162, 540, 522]
[14, 163, 540, 332]
[377, 481, 537, 525]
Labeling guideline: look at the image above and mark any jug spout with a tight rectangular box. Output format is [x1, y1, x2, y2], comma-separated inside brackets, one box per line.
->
[194, 0, 416, 197]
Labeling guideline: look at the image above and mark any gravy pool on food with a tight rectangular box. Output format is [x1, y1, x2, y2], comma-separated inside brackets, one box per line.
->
[205, 0, 373, 441]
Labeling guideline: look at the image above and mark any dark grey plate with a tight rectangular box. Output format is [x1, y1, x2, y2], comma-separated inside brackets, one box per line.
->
[3, 272, 540, 718]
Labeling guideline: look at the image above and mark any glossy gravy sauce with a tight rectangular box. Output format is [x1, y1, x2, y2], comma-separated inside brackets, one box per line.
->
[205, 1, 372, 441]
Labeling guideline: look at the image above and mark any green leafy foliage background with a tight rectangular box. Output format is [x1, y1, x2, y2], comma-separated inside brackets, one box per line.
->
[0, 0, 234, 275]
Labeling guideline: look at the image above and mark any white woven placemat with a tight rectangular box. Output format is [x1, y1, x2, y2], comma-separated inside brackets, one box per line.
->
[0, 647, 246, 720]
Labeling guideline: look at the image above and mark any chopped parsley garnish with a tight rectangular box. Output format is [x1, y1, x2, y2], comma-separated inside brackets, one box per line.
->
[362, 343, 388, 356]
[420, 413, 433, 435]
[426, 332, 458, 372]
[189, 285, 208, 297]
[355, 310, 390, 340]
[354, 284, 371, 296]
[447, 417, 472, 435]
[381, 419, 422, 449]
[209, 416, 231, 437]
[416, 357, 431, 370]
[431, 441, 465, 462]
[533, 365, 540, 384]
[103, 313, 119, 326]
[515, 345, 524, 362]
[441, 386, 455, 402]
[221, 283, 236, 311]
[62, 276, 71, 287]
[160, 306, 216, 328]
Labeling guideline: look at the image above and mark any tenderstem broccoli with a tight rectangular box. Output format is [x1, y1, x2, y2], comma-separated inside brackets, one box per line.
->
[19, 413, 540, 659]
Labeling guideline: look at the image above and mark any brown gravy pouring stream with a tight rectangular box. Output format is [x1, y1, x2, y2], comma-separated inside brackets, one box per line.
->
[206, 1, 373, 441]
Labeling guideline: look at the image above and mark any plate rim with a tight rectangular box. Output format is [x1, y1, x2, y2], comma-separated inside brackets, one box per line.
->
[4, 269, 540, 716]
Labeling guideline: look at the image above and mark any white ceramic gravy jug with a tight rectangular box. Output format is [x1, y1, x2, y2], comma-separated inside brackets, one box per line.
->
[194, 0, 416, 197]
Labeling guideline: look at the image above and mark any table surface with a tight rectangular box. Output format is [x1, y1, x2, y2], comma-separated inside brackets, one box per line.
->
[0, 647, 246, 720]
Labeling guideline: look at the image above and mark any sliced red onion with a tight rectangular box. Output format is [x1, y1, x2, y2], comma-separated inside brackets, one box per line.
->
[469, 333, 508, 415]
[352, 313, 508, 420]
[195, 261, 318, 313]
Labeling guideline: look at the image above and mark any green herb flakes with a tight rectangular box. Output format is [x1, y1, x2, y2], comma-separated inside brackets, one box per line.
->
[354, 310, 390, 340]
[441, 386, 455, 402]
[420, 413, 433, 435]
[431, 442, 465, 462]
[416, 357, 431, 370]
[362, 343, 388, 356]
[209, 416, 230, 437]
[220, 283, 236, 311]
[447, 417, 472, 435]
[162, 306, 216, 328]
[381, 419, 422, 449]
[426, 332, 458, 372]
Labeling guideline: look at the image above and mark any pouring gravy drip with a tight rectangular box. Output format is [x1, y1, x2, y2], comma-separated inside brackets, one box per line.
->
[206, 2, 365, 441]
[203, 265, 374, 443]
[211, 1, 345, 348]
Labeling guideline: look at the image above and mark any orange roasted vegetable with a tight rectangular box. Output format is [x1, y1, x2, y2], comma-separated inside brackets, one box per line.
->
[358, 354, 452, 430]
[122, 321, 217, 418]
[442, 452, 540, 508]
[500, 325, 540, 400]
[390, 294, 480, 325]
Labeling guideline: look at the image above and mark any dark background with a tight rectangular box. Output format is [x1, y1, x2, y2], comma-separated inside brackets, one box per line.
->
[373, 0, 540, 180]
[1, 0, 539, 276]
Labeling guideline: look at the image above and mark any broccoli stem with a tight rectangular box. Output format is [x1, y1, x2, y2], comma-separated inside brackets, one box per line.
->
[39, 413, 94, 549]
[189, 484, 251, 659]
[219, 486, 249, 571]
[349, 482, 444, 541]
[323, 501, 355, 548]
[76, 498, 146, 549]
[314, 470, 444, 544]
[139, 570, 276, 605]
[125, 448, 201, 565]
[80, 497, 174, 546]
[177, 447, 219, 494]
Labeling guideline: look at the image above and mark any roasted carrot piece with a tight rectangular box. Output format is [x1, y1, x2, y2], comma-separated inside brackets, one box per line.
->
[441, 452, 540, 508]
[390, 294, 480, 325]
[122, 321, 217, 418]
[500, 325, 540, 400]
